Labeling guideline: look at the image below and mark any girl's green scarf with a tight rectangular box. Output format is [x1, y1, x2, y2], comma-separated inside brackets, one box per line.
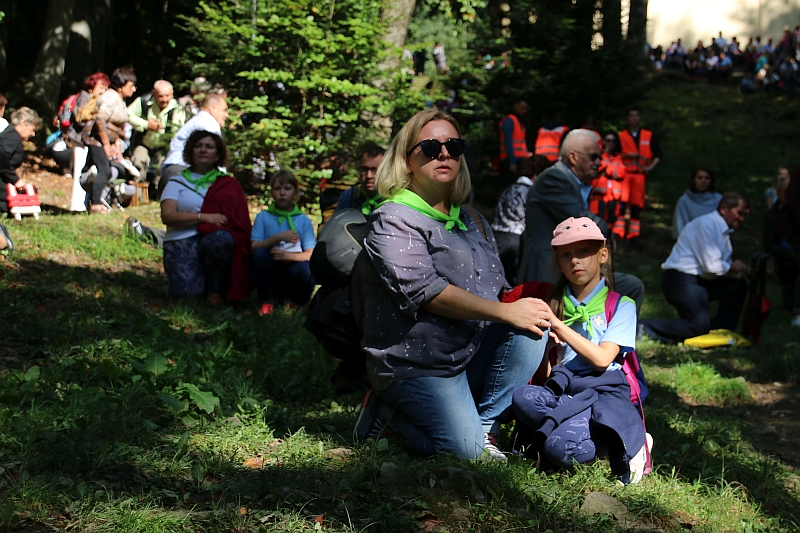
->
[267, 205, 302, 232]
[181, 168, 223, 193]
[383, 189, 467, 232]
[562, 286, 609, 338]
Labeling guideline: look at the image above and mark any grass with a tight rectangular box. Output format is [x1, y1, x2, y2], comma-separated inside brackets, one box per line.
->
[2, 76, 800, 532]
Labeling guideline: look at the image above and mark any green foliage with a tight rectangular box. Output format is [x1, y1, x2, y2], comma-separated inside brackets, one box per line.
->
[179, 0, 421, 210]
[672, 362, 752, 406]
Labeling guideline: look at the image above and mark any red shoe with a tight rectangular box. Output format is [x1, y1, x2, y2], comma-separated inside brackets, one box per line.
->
[258, 303, 274, 316]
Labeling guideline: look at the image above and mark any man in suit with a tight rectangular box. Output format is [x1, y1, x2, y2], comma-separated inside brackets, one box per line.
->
[519, 129, 645, 310]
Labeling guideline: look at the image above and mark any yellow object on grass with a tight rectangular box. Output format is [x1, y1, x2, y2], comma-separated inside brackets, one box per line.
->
[683, 329, 752, 348]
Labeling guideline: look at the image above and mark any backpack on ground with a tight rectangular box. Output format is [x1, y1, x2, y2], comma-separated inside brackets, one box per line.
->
[54, 93, 79, 131]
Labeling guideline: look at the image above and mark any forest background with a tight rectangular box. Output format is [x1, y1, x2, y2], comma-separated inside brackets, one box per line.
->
[0, 0, 651, 203]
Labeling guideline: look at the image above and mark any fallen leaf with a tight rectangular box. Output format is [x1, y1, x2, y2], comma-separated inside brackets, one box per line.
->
[246, 369, 253, 377]
[315, 514, 325, 524]
[212, 490, 223, 501]
[239, 506, 247, 515]
[242, 456, 263, 469]
[94, 289, 104, 298]
[418, 511, 440, 532]
[259, 514, 275, 523]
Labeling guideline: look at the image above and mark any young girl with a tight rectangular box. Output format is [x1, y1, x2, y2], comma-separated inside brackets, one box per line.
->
[251, 170, 316, 315]
[512, 217, 651, 484]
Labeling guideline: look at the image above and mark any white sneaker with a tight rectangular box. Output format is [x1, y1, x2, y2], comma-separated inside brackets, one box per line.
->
[483, 433, 508, 462]
[791, 315, 800, 328]
[628, 432, 654, 484]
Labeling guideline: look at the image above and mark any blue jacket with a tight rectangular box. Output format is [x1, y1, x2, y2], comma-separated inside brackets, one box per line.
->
[534, 365, 645, 483]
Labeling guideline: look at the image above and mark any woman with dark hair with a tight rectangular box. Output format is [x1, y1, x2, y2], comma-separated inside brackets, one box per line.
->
[160, 130, 251, 302]
[671, 166, 723, 238]
[0, 107, 43, 214]
[84, 67, 136, 213]
[353, 109, 550, 461]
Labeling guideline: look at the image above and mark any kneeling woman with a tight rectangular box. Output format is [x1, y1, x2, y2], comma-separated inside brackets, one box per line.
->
[160, 131, 251, 302]
[354, 109, 551, 460]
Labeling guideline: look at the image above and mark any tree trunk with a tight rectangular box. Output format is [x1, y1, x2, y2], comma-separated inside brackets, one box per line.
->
[23, 0, 76, 117]
[626, 0, 648, 60]
[0, 0, 10, 89]
[602, 0, 622, 52]
[380, 0, 416, 69]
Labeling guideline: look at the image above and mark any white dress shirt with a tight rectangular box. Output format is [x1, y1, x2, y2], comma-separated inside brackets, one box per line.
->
[162, 111, 222, 168]
[662, 210, 733, 279]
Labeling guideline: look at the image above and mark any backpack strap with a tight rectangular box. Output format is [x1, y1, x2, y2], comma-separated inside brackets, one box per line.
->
[605, 289, 651, 474]
[461, 204, 487, 241]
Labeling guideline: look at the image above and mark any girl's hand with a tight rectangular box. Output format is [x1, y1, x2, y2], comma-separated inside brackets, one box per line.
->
[271, 247, 288, 261]
[502, 297, 552, 336]
[200, 213, 228, 225]
[278, 230, 299, 243]
[102, 143, 114, 159]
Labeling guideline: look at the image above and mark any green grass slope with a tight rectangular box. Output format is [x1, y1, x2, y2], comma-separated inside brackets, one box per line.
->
[1, 77, 800, 532]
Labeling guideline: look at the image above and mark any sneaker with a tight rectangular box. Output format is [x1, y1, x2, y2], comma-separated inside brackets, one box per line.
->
[0, 224, 14, 253]
[125, 216, 144, 237]
[353, 389, 388, 445]
[628, 432, 654, 484]
[258, 303, 274, 316]
[792, 315, 800, 328]
[483, 433, 508, 462]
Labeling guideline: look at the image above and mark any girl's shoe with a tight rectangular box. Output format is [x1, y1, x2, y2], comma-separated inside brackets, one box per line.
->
[0, 225, 14, 253]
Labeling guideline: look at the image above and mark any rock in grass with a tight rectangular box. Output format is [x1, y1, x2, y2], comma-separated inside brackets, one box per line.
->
[579, 491, 629, 519]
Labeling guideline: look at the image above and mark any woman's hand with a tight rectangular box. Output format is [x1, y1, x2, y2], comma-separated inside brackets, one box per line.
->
[102, 142, 114, 159]
[500, 297, 553, 336]
[200, 213, 228, 226]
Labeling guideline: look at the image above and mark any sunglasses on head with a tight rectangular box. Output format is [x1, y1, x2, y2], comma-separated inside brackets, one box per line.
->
[407, 138, 466, 159]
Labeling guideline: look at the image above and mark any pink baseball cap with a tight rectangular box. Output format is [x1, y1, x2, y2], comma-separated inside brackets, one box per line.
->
[551, 217, 606, 247]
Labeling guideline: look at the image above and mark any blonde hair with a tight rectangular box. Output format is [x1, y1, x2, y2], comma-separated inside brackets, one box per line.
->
[10, 107, 42, 129]
[375, 109, 471, 204]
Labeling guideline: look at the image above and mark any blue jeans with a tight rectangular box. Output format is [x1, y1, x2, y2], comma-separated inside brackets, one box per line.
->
[378, 323, 547, 460]
[251, 247, 315, 305]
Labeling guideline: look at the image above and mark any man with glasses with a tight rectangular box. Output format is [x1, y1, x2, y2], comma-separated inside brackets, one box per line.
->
[335, 142, 385, 215]
[520, 129, 645, 311]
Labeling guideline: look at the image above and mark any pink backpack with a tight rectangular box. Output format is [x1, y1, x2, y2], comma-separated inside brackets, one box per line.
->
[605, 290, 651, 475]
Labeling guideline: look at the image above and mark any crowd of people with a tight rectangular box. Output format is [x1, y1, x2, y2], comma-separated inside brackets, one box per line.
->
[2, 66, 800, 480]
[653, 28, 800, 92]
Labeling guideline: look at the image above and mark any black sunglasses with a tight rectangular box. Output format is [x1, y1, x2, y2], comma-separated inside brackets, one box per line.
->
[407, 138, 466, 159]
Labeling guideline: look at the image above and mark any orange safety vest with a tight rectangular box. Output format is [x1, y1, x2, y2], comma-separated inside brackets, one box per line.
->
[534, 126, 567, 162]
[602, 153, 626, 201]
[618, 129, 653, 175]
[499, 114, 529, 162]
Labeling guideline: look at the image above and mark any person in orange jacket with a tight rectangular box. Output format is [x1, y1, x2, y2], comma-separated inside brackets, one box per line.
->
[590, 132, 627, 244]
[499, 98, 532, 183]
[617, 107, 662, 248]
[533, 114, 569, 163]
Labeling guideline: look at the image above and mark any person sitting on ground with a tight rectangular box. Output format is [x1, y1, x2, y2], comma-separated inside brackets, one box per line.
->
[353, 109, 551, 461]
[83, 67, 137, 214]
[161, 131, 248, 302]
[334, 142, 385, 214]
[159, 93, 228, 199]
[128, 80, 187, 185]
[640, 192, 751, 343]
[0, 93, 8, 133]
[764, 177, 798, 313]
[0, 107, 42, 214]
[672, 166, 723, 238]
[251, 170, 316, 315]
[765, 166, 790, 210]
[490, 155, 552, 285]
[0, 224, 13, 253]
[778, 167, 800, 327]
[512, 217, 650, 485]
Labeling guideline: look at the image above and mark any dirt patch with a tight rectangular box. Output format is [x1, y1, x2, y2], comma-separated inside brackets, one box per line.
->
[740, 382, 800, 467]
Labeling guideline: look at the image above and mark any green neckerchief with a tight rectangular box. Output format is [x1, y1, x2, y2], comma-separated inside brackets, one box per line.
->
[562, 285, 609, 339]
[360, 188, 383, 215]
[383, 189, 467, 232]
[267, 204, 302, 232]
[181, 168, 223, 193]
